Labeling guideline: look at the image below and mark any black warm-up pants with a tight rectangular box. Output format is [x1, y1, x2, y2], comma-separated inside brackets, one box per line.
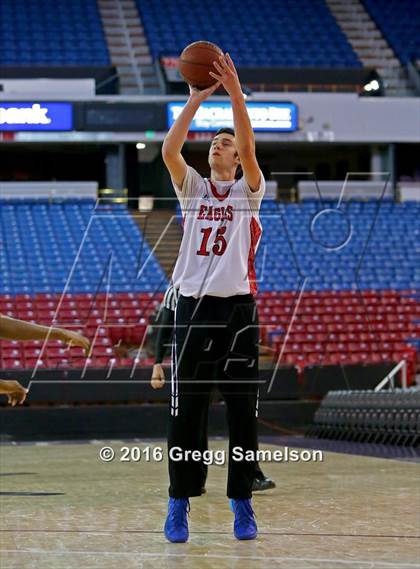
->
[168, 293, 260, 499]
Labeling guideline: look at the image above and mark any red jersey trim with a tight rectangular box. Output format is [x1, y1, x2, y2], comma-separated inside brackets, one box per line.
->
[247, 216, 262, 295]
[208, 179, 233, 202]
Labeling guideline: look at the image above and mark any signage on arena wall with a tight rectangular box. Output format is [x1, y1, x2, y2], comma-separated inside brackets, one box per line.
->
[167, 102, 298, 132]
[0, 103, 73, 131]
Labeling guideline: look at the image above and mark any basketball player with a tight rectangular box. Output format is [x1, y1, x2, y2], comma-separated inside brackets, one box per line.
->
[162, 53, 265, 542]
[0, 313, 90, 405]
[151, 284, 276, 493]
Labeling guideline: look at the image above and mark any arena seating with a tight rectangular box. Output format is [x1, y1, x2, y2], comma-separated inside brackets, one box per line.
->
[0, 0, 109, 65]
[256, 200, 418, 292]
[0, 292, 162, 370]
[256, 199, 419, 378]
[308, 388, 420, 446]
[0, 199, 167, 369]
[258, 290, 418, 379]
[362, 0, 420, 65]
[136, 0, 361, 68]
[174, 199, 419, 380]
[0, 199, 418, 377]
[0, 200, 166, 295]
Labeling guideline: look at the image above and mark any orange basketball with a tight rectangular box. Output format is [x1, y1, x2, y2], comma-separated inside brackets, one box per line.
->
[178, 41, 223, 89]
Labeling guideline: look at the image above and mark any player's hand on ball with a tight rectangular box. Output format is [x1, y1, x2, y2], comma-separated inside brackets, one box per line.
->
[209, 53, 242, 98]
[59, 329, 91, 356]
[189, 81, 221, 103]
[0, 380, 28, 406]
[151, 364, 166, 389]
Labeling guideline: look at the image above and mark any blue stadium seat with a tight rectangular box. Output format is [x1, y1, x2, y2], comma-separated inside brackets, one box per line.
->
[362, 0, 419, 64]
[0, 0, 110, 66]
[0, 200, 168, 295]
[135, 0, 361, 68]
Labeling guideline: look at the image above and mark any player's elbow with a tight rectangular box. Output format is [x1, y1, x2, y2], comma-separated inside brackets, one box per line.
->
[162, 151, 179, 175]
[161, 142, 170, 160]
[162, 142, 177, 164]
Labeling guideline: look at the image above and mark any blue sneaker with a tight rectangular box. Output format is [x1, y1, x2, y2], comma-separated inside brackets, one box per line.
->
[230, 498, 257, 540]
[164, 497, 190, 543]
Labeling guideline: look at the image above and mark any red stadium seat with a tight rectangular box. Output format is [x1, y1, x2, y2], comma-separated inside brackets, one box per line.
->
[2, 358, 25, 369]
[25, 358, 47, 369]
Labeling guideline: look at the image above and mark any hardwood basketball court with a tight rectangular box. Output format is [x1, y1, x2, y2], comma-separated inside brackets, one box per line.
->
[1, 438, 418, 568]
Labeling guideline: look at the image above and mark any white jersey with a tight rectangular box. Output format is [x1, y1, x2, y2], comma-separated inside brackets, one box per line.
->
[171, 166, 265, 298]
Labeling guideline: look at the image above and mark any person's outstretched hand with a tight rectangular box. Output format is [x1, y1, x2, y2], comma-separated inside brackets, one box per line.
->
[58, 329, 90, 356]
[0, 380, 28, 406]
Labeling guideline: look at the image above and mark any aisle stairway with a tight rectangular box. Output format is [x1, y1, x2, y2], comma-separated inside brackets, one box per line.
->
[326, 0, 416, 96]
[132, 209, 183, 278]
[97, 0, 161, 94]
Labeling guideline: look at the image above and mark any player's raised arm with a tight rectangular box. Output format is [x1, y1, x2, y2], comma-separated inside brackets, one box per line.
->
[209, 53, 261, 192]
[162, 82, 220, 188]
